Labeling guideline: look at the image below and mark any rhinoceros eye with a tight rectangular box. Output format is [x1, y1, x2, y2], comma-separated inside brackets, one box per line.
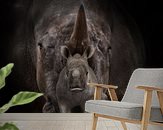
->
[108, 46, 111, 50]
[108, 46, 112, 57]
[38, 43, 43, 49]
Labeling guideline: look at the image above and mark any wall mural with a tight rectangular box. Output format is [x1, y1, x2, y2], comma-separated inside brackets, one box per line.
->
[0, 0, 145, 113]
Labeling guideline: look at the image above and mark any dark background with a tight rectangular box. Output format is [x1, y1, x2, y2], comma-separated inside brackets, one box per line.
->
[0, 0, 163, 67]
[120, 0, 163, 67]
[0, 0, 163, 112]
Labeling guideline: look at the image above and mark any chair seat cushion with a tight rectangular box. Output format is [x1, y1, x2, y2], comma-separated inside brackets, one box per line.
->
[85, 100, 163, 122]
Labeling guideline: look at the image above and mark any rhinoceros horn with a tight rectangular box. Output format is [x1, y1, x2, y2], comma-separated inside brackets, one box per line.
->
[68, 4, 88, 55]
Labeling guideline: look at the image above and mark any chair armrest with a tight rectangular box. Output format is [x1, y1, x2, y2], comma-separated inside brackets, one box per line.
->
[87, 82, 118, 89]
[136, 86, 163, 92]
[87, 82, 118, 101]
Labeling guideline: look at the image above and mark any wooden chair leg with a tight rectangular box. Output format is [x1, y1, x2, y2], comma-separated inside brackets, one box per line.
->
[92, 113, 98, 130]
[141, 120, 149, 130]
[141, 90, 152, 130]
[121, 121, 127, 130]
[157, 91, 163, 114]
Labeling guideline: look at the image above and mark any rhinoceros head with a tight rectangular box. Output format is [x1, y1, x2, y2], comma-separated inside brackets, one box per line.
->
[61, 45, 95, 92]
[35, 4, 93, 92]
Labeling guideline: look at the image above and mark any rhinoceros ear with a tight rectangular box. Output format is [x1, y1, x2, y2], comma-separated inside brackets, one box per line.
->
[83, 45, 95, 59]
[69, 4, 88, 51]
[61, 46, 72, 59]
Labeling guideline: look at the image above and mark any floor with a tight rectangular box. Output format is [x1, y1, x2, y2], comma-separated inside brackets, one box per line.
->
[0, 113, 141, 130]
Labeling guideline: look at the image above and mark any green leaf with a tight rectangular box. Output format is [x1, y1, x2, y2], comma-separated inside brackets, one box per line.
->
[0, 63, 14, 89]
[0, 91, 43, 113]
[10, 92, 43, 106]
[0, 123, 19, 130]
[0, 103, 11, 114]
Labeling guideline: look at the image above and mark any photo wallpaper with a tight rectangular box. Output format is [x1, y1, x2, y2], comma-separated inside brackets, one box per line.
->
[0, 0, 162, 113]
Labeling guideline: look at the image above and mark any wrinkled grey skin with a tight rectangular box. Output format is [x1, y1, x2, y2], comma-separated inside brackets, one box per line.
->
[7, 0, 145, 112]
[56, 46, 107, 112]
[38, 3, 112, 112]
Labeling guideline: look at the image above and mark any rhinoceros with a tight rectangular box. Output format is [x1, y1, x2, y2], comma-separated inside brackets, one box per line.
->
[1, 0, 145, 112]
[56, 45, 107, 112]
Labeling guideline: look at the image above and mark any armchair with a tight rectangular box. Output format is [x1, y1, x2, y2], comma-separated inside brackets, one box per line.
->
[85, 68, 163, 130]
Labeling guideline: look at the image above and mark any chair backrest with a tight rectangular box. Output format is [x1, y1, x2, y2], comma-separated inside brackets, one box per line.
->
[122, 68, 163, 107]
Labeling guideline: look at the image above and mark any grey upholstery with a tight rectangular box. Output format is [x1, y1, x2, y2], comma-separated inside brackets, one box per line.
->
[85, 69, 163, 123]
[85, 100, 163, 122]
[122, 69, 163, 106]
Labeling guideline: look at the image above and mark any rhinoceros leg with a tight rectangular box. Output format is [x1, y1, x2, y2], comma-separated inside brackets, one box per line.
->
[43, 93, 60, 113]
[80, 101, 89, 113]
[102, 92, 108, 100]
[42, 101, 56, 113]
[58, 103, 71, 113]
